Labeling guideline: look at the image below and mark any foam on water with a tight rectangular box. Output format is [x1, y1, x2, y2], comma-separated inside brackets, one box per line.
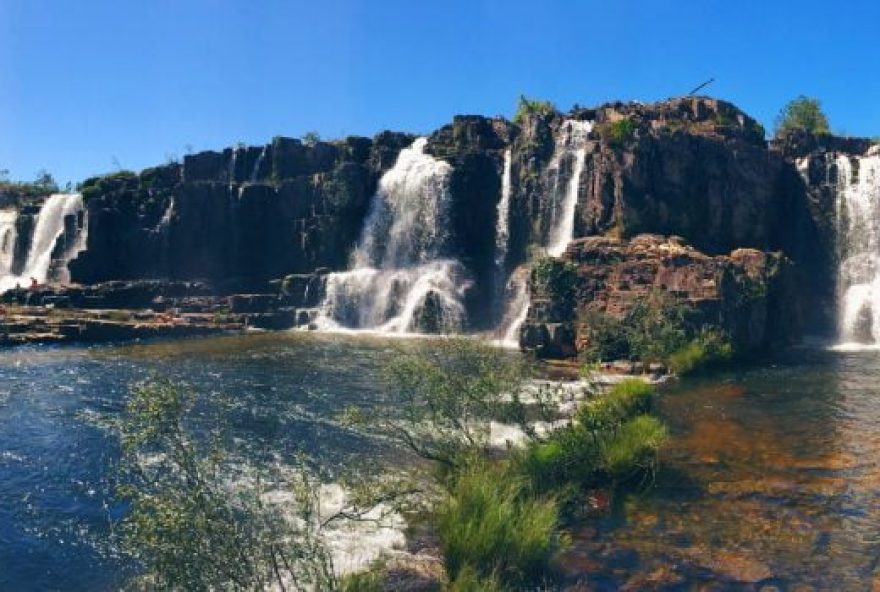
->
[0, 193, 86, 292]
[316, 138, 471, 334]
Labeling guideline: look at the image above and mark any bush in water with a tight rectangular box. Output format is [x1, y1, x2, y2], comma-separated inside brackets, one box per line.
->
[114, 379, 337, 591]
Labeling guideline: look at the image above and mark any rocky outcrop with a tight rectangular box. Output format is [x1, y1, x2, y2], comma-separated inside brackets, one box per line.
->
[426, 116, 514, 326]
[14, 95, 864, 353]
[68, 133, 413, 288]
[521, 235, 799, 358]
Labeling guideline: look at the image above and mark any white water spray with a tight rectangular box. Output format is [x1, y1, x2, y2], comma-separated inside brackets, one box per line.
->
[833, 152, 880, 343]
[547, 120, 593, 256]
[0, 193, 86, 292]
[251, 146, 268, 183]
[0, 209, 17, 276]
[495, 149, 513, 270]
[316, 138, 471, 333]
[493, 120, 593, 346]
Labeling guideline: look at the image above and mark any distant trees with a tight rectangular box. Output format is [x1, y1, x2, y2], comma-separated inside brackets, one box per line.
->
[0, 168, 59, 199]
[774, 95, 830, 137]
[513, 95, 556, 125]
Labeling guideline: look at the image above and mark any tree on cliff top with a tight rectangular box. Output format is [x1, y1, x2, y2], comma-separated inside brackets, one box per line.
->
[774, 95, 830, 137]
[513, 95, 556, 125]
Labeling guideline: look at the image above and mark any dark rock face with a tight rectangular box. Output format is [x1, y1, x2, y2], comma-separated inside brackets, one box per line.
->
[521, 235, 799, 358]
[55, 95, 867, 354]
[69, 134, 409, 288]
[427, 116, 513, 327]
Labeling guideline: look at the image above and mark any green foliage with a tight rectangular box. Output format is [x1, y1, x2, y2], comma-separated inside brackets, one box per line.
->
[115, 379, 337, 591]
[438, 461, 558, 587]
[383, 338, 530, 469]
[576, 379, 654, 432]
[601, 415, 667, 476]
[339, 564, 385, 592]
[511, 379, 665, 493]
[0, 168, 60, 201]
[774, 95, 831, 137]
[581, 295, 734, 374]
[303, 131, 321, 147]
[666, 328, 734, 375]
[512, 95, 556, 125]
[605, 117, 636, 145]
[531, 257, 578, 311]
[447, 565, 503, 592]
[582, 294, 690, 363]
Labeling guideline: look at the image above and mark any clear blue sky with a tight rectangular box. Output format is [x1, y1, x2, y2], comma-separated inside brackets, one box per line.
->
[2, 0, 878, 185]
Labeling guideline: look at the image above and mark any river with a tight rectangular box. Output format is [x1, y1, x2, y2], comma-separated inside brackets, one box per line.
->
[2, 335, 880, 590]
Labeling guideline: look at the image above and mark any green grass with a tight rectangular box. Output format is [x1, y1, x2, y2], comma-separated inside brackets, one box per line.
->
[601, 415, 668, 477]
[667, 330, 734, 375]
[576, 379, 654, 432]
[438, 462, 558, 587]
[339, 566, 384, 592]
[447, 565, 503, 591]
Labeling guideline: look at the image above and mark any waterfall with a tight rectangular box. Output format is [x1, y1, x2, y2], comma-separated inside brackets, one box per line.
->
[834, 151, 880, 344]
[492, 266, 531, 348]
[0, 193, 86, 293]
[316, 138, 471, 333]
[495, 149, 513, 270]
[493, 120, 593, 347]
[0, 209, 17, 276]
[547, 120, 593, 256]
[251, 147, 267, 183]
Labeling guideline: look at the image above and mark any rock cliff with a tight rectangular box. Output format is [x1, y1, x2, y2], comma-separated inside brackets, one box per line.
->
[8, 95, 868, 355]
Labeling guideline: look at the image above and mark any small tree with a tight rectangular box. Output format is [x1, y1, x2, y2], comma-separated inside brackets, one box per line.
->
[114, 379, 338, 591]
[33, 169, 59, 193]
[513, 95, 556, 125]
[774, 95, 830, 137]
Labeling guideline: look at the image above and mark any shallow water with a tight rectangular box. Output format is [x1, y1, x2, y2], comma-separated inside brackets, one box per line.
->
[5, 335, 880, 590]
[565, 347, 880, 590]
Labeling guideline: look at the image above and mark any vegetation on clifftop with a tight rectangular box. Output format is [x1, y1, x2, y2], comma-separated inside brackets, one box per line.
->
[513, 95, 557, 125]
[774, 95, 831, 137]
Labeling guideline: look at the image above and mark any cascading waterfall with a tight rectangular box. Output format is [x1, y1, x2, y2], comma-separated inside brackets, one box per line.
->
[251, 147, 268, 183]
[495, 149, 513, 271]
[0, 209, 18, 276]
[547, 120, 593, 256]
[493, 120, 593, 347]
[316, 138, 471, 333]
[0, 193, 86, 293]
[833, 150, 880, 344]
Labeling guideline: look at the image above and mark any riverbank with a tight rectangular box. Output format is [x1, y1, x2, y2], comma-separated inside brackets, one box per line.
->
[0, 304, 237, 346]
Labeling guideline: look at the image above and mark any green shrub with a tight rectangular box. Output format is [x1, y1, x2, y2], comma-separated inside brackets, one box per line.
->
[513, 95, 556, 125]
[531, 257, 578, 313]
[339, 566, 385, 592]
[382, 338, 530, 469]
[511, 429, 596, 494]
[774, 95, 830, 137]
[581, 293, 737, 369]
[607, 118, 636, 145]
[511, 379, 662, 495]
[601, 415, 667, 477]
[576, 379, 654, 433]
[438, 463, 558, 587]
[666, 328, 733, 375]
[116, 380, 337, 591]
[447, 565, 503, 592]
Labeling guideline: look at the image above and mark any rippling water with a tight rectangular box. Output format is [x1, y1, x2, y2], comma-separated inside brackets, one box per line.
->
[4, 335, 880, 590]
[0, 333, 424, 591]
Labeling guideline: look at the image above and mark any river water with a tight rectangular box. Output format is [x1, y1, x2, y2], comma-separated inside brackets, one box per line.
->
[2, 335, 880, 590]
